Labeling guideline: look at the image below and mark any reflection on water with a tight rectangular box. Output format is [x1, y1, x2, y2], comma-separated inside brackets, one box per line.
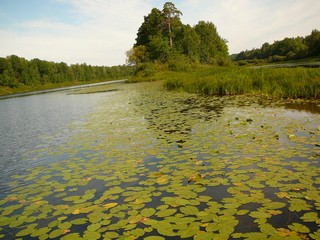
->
[0, 89, 116, 192]
[284, 101, 320, 115]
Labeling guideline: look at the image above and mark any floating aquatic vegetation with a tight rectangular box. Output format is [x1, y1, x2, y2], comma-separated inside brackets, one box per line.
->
[0, 81, 319, 239]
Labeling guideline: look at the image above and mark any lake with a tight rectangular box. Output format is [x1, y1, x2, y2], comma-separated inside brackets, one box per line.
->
[0, 81, 319, 240]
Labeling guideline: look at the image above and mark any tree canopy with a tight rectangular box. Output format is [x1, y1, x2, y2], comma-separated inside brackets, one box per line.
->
[233, 29, 320, 63]
[127, 2, 229, 65]
[0, 55, 134, 88]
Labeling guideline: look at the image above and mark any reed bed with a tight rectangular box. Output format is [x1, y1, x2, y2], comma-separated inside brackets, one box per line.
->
[163, 66, 320, 99]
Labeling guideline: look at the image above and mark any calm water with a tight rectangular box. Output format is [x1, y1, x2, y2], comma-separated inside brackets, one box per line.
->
[0, 88, 116, 193]
[0, 82, 319, 240]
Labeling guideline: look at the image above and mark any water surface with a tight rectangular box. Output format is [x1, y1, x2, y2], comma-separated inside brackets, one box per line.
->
[0, 81, 319, 240]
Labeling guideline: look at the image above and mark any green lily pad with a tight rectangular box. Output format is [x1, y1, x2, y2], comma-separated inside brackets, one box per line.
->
[180, 206, 199, 215]
[58, 222, 72, 230]
[31, 227, 51, 237]
[60, 233, 82, 240]
[141, 208, 156, 217]
[144, 236, 165, 240]
[156, 209, 177, 218]
[265, 202, 286, 210]
[288, 223, 310, 233]
[156, 221, 178, 237]
[48, 229, 65, 239]
[83, 231, 101, 240]
[87, 223, 101, 231]
[16, 228, 35, 237]
[301, 212, 318, 222]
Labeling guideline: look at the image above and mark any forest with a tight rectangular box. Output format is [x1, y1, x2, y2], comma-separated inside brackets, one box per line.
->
[232, 29, 320, 64]
[126, 2, 229, 66]
[1, 2, 319, 97]
[0, 55, 134, 90]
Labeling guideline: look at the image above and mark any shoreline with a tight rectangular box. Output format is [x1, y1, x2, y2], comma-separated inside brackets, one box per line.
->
[0, 79, 127, 100]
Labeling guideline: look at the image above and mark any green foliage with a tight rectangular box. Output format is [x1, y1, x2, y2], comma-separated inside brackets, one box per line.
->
[162, 66, 320, 99]
[234, 29, 320, 63]
[194, 21, 229, 64]
[128, 62, 168, 82]
[0, 55, 135, 93]
[129, 2, 229, 65]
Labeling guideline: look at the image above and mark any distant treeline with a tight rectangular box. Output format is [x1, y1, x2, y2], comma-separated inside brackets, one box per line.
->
[0, 55, 134, 88]
[232, 29, 320, 64]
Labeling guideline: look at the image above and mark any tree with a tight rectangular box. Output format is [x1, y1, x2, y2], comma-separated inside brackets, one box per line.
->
[135, 8, 163, 48]
[126, 46, 148, 65]
[148, 34, 170, 61]
[175, 24, 201, 62]
[305, 29, 320, 56]
[194, 21, 229, 63]
[128, 3, 229, 65]
[162, 2, 182, 49]
[234, 29, 319, 62]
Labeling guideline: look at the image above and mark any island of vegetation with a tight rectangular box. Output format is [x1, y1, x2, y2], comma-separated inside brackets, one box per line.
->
[127, 2, 320, 99]
[0, 2, 319, 99]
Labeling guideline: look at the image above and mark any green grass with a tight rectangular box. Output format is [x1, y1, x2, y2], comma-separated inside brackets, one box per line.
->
[130, 64, 320, 99]
[0, 79, 120, 96]
[166, 66, 320, 99]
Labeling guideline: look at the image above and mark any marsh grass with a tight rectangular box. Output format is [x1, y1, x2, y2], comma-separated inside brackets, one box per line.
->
[161, 66, 320, 99]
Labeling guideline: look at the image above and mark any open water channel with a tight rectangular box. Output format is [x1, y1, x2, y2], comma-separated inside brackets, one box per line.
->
[0, 81, 319, 239]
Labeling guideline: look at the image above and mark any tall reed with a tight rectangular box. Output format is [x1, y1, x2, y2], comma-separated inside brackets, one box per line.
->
[164, 66, 320, 99]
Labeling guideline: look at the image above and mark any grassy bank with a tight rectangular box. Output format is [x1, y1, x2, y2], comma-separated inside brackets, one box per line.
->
[130, 64, 320, 99]
[0, 79, 124, 96]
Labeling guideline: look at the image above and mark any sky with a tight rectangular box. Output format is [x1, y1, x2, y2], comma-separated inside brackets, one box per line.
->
[0, 0, 319, 66]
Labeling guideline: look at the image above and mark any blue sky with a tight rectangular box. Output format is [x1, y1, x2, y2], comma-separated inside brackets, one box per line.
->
[0, 0, 319, 66]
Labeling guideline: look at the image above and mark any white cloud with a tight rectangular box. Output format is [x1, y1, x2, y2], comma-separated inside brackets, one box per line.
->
[180, 0, 320, 53]
[0, 0, 154, 66]
[0, 0, 319, 65]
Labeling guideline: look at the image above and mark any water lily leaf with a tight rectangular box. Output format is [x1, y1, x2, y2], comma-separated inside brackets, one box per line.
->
[16, 228, 35, 237]
[178, 223, 200, 238]
[249, 211, 271, 219]
[60, 233, 82, 240]
[130, 228, 145, 237]
[82, 193, 95, 200]
[83, 231, 101, 240]
[71, 218, 88, 225]
[63, 196, 80, 202]
[180, 206, 199, 215]
[144, 236, 165, 240]
[156, 209, 177, 218]
[141, 208, 156, 217]
[128, 215, 142, 224]
[289, 199, 311, 212]
[242, 232, 268, 239]
[301, 212, 318, 222]
[31, 227, 51, 237]
[48, 229, 64, 239]
[309, 231, 320, 240]
[104, 231, 119, 239]
[103, 202, 118, 209]
[87, 223, 101, 231]
[259, 223, 276, 235]
[265, 202, 286, 210]
[276, 192, 290, 199]
[58, 222, 72, 230]
[194, 231, 215, 240]
[236, 210, 249, 216]
[156, 221, 177, 237]
[288, 223, 310, 233]
[276, 228, 299, 237]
